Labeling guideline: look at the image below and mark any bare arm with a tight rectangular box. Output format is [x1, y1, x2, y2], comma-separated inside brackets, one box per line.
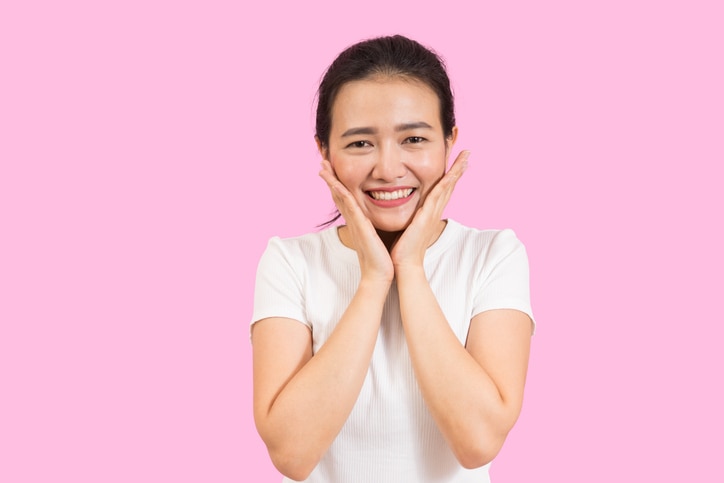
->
[391, 150, 532, 467]
[396, 268, 532, 467]
[252, 160, 394, 481]
[252, 278, 389, 480]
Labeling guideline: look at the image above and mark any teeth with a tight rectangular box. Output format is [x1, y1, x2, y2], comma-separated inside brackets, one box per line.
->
[369, 188, 413, 201]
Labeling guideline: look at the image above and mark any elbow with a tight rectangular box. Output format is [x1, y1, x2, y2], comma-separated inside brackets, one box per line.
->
[455, 445, 499, 470]
[455, 405, 523, 468]
[256, 419, 322, 480]
[268, 445, 321, 481]
[452, 432, 507, 469]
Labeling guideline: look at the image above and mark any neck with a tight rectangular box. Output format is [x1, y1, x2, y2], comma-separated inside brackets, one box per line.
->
[337, 220, 447, 253]
[376, 229, 403, 252]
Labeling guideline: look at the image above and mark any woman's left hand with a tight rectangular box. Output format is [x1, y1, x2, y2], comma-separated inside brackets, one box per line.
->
[390, 150, 470, 270]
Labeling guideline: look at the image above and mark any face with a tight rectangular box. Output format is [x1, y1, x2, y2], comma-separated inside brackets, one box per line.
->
[321, 76, 457, 234]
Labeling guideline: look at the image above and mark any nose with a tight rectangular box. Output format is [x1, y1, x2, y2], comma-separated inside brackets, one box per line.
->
[371, 145, 407, 181]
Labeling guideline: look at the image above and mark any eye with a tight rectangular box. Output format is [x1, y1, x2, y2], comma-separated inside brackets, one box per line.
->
[346, 140, 372, 149]
[404, 136, 427, 144]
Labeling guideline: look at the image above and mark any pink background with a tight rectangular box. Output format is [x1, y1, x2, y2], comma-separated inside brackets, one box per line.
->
[2, 0, 722, 481]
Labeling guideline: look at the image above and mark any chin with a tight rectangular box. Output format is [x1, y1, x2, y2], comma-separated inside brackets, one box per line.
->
[371, 218, 413, 235]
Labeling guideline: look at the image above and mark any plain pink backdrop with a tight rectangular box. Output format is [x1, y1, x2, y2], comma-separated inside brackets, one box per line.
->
[2, 0, 722, 481]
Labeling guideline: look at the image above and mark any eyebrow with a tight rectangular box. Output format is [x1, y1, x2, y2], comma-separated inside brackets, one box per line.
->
[341, 122, 434, 137]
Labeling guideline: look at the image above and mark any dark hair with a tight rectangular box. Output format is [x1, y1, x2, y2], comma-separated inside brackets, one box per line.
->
[315, 34, 456, 150]
[315, 35, 456, 227]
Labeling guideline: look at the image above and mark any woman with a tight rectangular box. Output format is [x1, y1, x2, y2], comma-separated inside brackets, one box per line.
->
[251, 35, 534, 482]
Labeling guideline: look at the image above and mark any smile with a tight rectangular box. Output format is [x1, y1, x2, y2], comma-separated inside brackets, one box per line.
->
[367, 188, 414, 201]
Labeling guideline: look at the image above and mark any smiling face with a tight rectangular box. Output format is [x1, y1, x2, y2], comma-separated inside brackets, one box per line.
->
[321, 76, 457, 235]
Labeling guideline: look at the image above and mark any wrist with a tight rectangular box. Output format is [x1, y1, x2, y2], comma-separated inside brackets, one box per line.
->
[358, 276, 393, 293]
[393, 262, 426, 279]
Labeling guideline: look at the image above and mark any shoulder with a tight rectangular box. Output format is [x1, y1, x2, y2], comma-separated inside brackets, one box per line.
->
[262, 228, 334, 260]
[445, 220, 526, 259]
[449, 221, 534, 326]
[266, 229, 330, 250]
[440, 222, 530, 287]
[258, 226, 358, 277]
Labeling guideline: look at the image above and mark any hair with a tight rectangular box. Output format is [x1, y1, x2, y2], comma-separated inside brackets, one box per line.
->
[316, 34, 456, 148]
[315, 34, 456, 226]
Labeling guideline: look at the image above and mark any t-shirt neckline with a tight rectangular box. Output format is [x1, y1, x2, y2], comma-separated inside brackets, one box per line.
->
[323, 219, 460, 264]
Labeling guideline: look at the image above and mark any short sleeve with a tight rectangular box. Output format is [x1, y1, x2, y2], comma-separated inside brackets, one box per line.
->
[472, 229, 535, 331]
[251, 237, 311, 332]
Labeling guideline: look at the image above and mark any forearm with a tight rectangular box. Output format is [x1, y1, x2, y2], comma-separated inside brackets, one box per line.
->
[258, 279, 390, 478]
[396, 266, 518, 467]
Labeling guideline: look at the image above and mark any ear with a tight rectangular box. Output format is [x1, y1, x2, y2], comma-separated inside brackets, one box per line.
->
[445, 126, 459, 159]
[315, 136, 328, 160]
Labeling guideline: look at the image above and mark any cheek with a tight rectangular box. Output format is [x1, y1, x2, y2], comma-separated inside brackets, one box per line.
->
[414, 151, 446, 181]
[330, 155, 362, 190]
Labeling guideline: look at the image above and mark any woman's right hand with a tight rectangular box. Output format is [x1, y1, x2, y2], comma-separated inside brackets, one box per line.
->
[319, 160, 394, 284]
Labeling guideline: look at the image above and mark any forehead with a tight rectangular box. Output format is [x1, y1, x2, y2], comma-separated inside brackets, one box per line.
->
[330, 77, 442, 131]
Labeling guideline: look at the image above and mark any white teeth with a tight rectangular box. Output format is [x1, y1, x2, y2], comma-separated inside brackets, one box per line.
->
[369, 188, 413, 201]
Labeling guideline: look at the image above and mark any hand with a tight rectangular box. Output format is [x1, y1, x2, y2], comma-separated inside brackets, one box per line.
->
[390, 150, 470, 270]
[319, 160, 394, 284]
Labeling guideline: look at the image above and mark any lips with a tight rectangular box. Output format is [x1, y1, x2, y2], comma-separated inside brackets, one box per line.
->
[367, 188, 414, 201]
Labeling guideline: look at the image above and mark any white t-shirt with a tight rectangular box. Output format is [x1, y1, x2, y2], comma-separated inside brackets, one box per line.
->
[252, 220, 534, 482]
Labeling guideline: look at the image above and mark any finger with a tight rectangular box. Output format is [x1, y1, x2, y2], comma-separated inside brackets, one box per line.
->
[318, 161, 371, 227]
[444, 150, 470, 182]
[319, 161, 351, 203]
[319, 160, 341, 188]
[423, 150, 470, 213]
[319, 168, 352, 222]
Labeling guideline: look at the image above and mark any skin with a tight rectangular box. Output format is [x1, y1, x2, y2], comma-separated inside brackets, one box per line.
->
[252, 76, 532, 480]
[322, 76, 458, 256]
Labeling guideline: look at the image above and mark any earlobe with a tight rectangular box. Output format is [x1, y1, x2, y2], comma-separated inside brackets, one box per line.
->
[315, 136, 328, 160]
[445, 126, 459, 159]
[447, 126, 459, 149]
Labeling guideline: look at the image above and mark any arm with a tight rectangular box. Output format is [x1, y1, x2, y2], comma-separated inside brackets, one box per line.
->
[395, 269, 532, 467]
[391, 151, 532, 467]
[252, 160, 394, 480]
[252, 278, 390, 480]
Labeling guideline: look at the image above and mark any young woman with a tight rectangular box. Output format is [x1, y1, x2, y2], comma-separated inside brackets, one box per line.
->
[251, 35, 534, 483]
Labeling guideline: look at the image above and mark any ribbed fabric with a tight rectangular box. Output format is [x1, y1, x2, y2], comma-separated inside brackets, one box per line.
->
[251, 220, 534, 483]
